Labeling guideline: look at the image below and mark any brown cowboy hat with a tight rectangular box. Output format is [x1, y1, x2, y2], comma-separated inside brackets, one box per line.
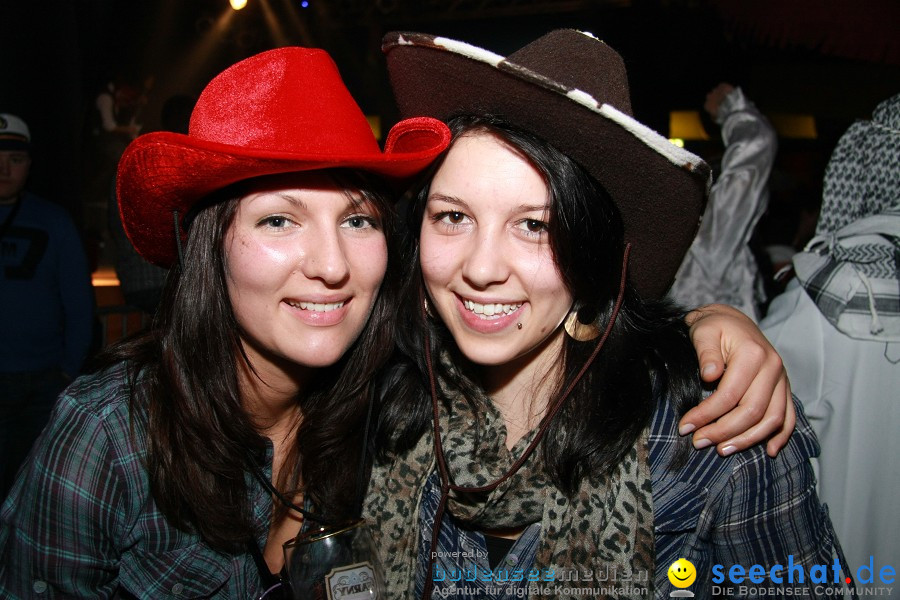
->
[117, 46, 450, 268]
[383, 30, 711, 298]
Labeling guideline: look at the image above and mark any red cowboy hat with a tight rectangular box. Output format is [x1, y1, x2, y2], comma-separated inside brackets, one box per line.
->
[117, 46, 450, 267]
[383, 30, 711, 298]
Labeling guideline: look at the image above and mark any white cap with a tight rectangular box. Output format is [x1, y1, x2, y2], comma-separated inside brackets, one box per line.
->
[0, 113, 31, 150]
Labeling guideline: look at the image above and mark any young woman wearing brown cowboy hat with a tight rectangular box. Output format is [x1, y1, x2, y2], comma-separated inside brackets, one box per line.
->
[3, 41, 796, 598]
[366, 30, 849, 599]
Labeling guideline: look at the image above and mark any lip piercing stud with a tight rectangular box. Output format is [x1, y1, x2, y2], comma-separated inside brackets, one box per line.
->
[517, 323, 523, 330]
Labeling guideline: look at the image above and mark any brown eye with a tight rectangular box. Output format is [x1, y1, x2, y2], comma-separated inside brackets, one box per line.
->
[517, 218, 548, 236]
[525, 219, 546, 232]
[432, 210, 470, 229]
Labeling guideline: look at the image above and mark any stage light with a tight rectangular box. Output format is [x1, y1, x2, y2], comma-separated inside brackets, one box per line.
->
[230, 0, 248, 10]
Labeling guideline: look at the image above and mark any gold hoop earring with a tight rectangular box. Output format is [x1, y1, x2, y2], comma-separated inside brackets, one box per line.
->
[423, 295, 433, 318]
[564, 309, 601, 341]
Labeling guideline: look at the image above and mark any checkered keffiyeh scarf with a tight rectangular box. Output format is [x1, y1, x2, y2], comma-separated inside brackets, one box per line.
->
[793, 93, 900, 341]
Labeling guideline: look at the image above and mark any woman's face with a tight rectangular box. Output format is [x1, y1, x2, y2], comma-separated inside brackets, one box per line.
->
[420, 131, 573, 369]
[225, 172, 387, 379]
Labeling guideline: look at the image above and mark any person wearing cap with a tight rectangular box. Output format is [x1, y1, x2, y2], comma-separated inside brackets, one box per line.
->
[365, 31, 848, 599]
[761, 93, 900, 576]
[0, 48, 452, 598]
[0, 113, 95, 502]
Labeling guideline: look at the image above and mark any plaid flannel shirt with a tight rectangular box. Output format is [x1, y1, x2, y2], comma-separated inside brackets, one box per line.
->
[0, 363, 274, 599]
[412, 396, 853, 600]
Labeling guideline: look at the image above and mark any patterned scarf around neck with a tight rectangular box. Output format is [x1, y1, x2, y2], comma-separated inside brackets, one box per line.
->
[365, 366, 656, 599]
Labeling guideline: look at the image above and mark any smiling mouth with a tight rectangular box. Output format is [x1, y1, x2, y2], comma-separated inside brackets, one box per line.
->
[462, 298, 522, 319]
[285, 300, 346, 312]
[672, 574, 691, 581]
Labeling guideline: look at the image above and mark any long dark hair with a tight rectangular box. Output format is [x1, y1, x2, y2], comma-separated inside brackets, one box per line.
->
[376, 115, 701, 493]
[97, 169, 400, 550]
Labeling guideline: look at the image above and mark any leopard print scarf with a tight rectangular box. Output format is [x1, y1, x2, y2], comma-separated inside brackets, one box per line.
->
[364, 380, 655, 599]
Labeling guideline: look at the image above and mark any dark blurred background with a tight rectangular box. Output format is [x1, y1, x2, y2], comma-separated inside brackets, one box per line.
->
[3, 0, 899, 275]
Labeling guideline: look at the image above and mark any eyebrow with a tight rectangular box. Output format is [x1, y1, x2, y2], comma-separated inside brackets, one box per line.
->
[344, 192, 369, 211]
[426, 193, 467, 208]
[516, 203, 551, 213]
[427, 194, 549, 214]
[257, 192, 308, 211]
[260, 192, 372, 217]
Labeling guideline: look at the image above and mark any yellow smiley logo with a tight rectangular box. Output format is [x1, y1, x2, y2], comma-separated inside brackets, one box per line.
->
[667, 558, 697, 588]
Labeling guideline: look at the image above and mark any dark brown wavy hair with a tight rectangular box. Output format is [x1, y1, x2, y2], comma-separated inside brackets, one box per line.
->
[97, 169, 400, 550]
[376, 116, 702, 492]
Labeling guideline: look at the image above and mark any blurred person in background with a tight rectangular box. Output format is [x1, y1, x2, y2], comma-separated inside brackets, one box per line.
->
[106, 94, 196, 315]
[669, 83, 777, 321]
[0, 113, 94, 501]
[761, 93, 900, 573]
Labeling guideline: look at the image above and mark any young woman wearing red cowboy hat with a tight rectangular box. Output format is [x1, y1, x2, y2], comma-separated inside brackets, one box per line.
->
[367, 30, 849, 599]
[0, 46, 449, 598]
[2, 43, 795, 598]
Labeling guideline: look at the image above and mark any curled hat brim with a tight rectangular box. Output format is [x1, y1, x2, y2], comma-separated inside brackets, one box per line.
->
[117, 116, 450, 268]
[383, 31, 711, 298]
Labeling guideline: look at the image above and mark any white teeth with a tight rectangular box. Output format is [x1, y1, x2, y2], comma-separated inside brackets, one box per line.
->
[290, 301, 345, 312]
[463, 299, 521, 319]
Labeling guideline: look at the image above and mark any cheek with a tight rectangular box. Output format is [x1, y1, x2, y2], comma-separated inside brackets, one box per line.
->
[228, 229, 294, 276]
[349, 237, 388, 297]
[224, 235, 259, 324]
[10, 164, 28, 178]
[224, 232, 287, 303]
[531, 257, 573, 314]
[2, 167, 28, 189]
[419, 234, 457, 288]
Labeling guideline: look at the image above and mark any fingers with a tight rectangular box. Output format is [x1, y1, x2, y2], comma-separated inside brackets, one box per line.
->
[681, 305, 767, 432]
[678, 362, 754, 435]
[709, 374, 789, 456]
[685, 306, 727, 384]
[680, 341, 785, 451]
[766, 378, 796, 457]
[681, 303, 798, 456]
[695, 347, 725, 384]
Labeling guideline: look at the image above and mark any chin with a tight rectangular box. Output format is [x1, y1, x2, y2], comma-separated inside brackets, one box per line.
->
[455, 341, 517, 368]
[455, 327, 565, 370]
[294, 346, 351, 369]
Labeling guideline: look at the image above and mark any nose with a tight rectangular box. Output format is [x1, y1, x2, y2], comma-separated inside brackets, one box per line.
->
[0, 157, 9, 176]
[300, 226, 350, 286]
[460, 227, 510, 289]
